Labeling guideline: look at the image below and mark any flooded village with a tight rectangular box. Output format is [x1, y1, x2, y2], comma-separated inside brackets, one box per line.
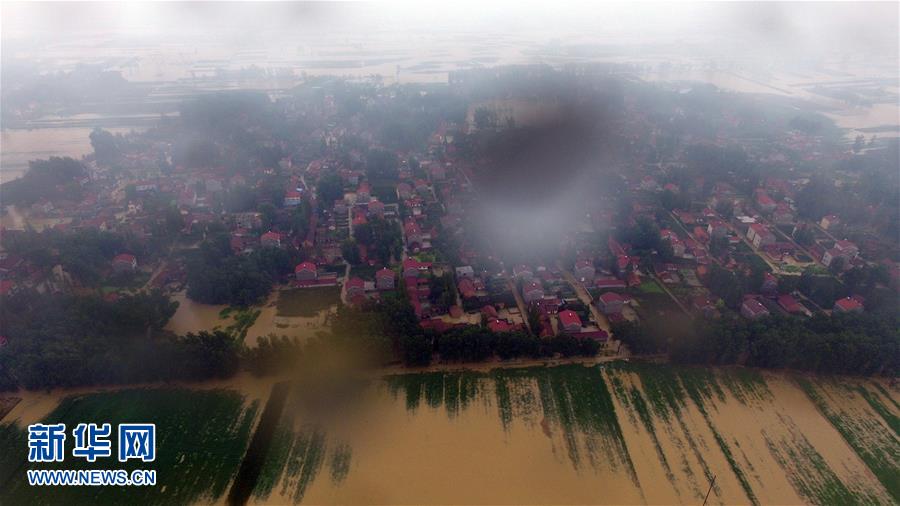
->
[2, 3, 899, 505]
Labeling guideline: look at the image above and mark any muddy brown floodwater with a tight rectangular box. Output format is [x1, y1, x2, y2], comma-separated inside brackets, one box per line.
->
[4, 362, 897, 505]
[165, 291, 233, 335]
[249, 363, 899, 506]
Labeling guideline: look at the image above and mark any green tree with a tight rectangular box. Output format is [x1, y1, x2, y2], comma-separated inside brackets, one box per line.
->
[90, 128, 122, 166]
[316, 173, 345, 207]
[258, 202, 277, 231]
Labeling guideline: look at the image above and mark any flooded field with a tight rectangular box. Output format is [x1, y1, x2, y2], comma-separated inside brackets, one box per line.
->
[252, 364, 899, 505]
[0, 125, 145, 183]
[165, 290, 233, 336]
[1, 363, 897, 505]
[244, 289, 338, 347]
[165, 289, 338, 347]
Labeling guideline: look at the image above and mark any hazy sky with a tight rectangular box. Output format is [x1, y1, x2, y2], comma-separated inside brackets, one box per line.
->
[3, 1, 898, 64]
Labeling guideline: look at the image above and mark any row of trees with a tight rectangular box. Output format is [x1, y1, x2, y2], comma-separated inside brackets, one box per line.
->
[706, 263, 769, 309]
[0, 290, 241, 391]
[0, 157, 86, 207]
[614, 312, 899, 376]
[341, 217, 403, 266]
[186, 232, 301, 306]
[434, 328, 600, 363]
[2, 227, 163, 286]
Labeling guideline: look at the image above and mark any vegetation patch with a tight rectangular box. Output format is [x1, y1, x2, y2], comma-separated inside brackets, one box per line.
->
[677, 368, 756, 505]
[764, 431, 867, 505]
[637, 280, 664, 294]
[854, 385, 900, 437]
[798, 377, 900, 502]
[0, 388, 258, 506]
[718, 368, 772, 406]
[227, 308, 261, 341]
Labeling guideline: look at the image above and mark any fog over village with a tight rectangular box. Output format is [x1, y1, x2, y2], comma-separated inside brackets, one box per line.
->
[1, 2, 898, 505]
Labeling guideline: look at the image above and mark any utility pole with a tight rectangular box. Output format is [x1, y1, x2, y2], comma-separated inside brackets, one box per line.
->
[702, 474, 717, 506]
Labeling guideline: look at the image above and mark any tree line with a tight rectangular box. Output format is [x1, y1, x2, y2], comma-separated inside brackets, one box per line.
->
[614, 312, 899, 376]
[0, 290, 240, 391]
[185, 230, 302, 306]
[0, 157, 86, 207]
[3, 227, 166, 287]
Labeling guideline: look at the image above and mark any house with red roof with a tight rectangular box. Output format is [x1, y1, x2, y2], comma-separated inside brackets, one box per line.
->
[740, 298, 769, 319]
[396, 182, 412, 200]
[660, 229, 679, 242]
[833, 297, 863, 313]
[574, 260, 595, 282]
[617, 254, 638, 272]
[673, 210, 696, 225]
[375, 268, 395, 290]
[352, 208, 368, 227]
[458, 278, 477, 299]
[430, 164, 446, 180]
[626, 271, 642, 287]
[333, 199, 348, 216]
[356, 182, 371, 201]
[692, 295, 717, 318]
[692, 226, 710, 243]
[0, 254, 24, 278]
[481, 305, 499, 318]
[367, 199, 385, 217]
[747, 224, 775, 248]
[777, 294, 807, 315]
[404, 220, 423, 248]
[833, 240, 859, 258]
[595, 277, 627, 291]
[260, 231, 282, 248]
[112, 253, 137, 273]
[402, 258, 431, 278]
[558, 310, 582, 334]
[345, 277, 366, 300]
[579, 329, 609, 342]
[819, 215, 840, 230]
[761, 272, 778, 295]
[707, 220, 729, 239]
[513, 264, 533, 281]
[487, 318, 517, 333]
[295, 262, 317, 281]
[523, 280, 544, 303]
[608, 237, 626, 257]
[640, 176, 659, 191]
[754, 189, 777, 213]
[0, 280, 17, 296]
[532, 297, 560, 317]
[822, 240, 859, 269]
[597, 292, 625, 314]
[284, 190, 303, 207]
[773, 203, 794, 225]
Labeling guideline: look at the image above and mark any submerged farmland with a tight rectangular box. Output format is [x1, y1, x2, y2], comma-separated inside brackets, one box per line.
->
[256, 364, 899, 505]
[1, 363, 897, 505]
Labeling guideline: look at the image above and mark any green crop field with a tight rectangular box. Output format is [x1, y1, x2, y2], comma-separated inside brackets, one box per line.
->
[0, 388, 259, 506]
